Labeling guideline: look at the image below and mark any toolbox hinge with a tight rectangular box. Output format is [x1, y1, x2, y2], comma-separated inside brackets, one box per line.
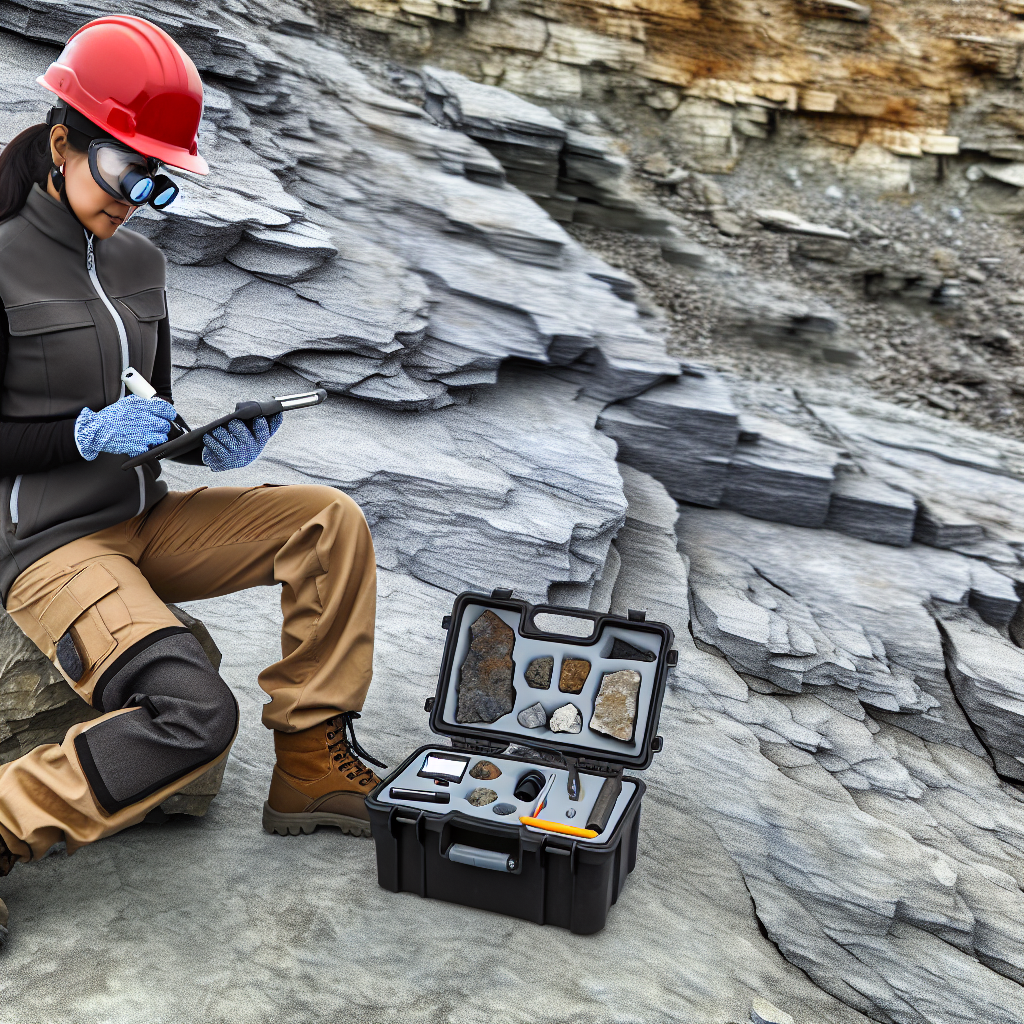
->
[574, 758, 625, 779]
[452, 736, 509, 755]
[491, 587, 513, 599]
[626, 608, 646, 621]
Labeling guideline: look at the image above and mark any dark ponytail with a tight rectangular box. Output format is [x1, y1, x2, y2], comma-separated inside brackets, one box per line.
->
[0, 123, 51, 223]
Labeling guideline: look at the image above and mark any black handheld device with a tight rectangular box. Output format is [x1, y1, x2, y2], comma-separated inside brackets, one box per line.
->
[121, 389, 328, 470]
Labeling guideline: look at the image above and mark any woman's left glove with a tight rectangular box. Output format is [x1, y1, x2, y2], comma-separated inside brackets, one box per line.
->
[201, 413, 283, 472]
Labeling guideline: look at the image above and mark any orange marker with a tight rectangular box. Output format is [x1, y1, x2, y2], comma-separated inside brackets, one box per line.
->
[519, 816, 599, 839]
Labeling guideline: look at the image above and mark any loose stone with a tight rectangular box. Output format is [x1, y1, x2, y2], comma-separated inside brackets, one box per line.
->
[558, 658, 590, 693]
[525, 655, 554, 688]
[457, 610, 517, 724]
[492, 802, 517, 816]
[467, 787, 498, 807]
[609, 637, 656, 662]
[517, 701, 548, 729]
[469, 760, 502, 780]
[590, 670, 642, 741]
[549, 703, 583, 734]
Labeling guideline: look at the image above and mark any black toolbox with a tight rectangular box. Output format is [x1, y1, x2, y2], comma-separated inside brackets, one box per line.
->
[366, 589, 676, 934]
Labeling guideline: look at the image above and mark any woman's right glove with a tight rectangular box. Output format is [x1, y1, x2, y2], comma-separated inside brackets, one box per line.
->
[74, 395, 177, 461]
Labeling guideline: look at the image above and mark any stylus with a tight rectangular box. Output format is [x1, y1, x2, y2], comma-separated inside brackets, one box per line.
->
[531, 773, 556, 817]
[519, 816, 598, 839]
[390, 787, 451, 804]
[121, 367, 191, 435]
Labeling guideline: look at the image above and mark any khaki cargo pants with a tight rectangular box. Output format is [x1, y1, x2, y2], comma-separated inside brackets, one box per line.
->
[0, 483, 376, 863]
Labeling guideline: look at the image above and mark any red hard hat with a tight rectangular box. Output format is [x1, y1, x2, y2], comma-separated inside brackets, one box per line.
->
[37, 15, 208, 175]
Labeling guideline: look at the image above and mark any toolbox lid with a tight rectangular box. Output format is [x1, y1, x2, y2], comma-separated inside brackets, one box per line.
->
[428, 590, 675, 771]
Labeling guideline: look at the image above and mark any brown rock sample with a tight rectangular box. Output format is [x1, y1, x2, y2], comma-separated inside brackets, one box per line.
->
[558, 657, 590, 693]
[525, 655, 554, 688]
[467, 787, 498, 807]
[456, 610, 517, 723]
[590, 670, 643, 742]
[469, 760, 502, 781]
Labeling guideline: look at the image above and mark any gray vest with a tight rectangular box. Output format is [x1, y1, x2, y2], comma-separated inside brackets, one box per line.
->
[0, 184, 169, 604]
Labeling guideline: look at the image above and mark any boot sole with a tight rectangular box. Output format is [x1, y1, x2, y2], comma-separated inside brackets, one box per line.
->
[261, 801, 371, 838]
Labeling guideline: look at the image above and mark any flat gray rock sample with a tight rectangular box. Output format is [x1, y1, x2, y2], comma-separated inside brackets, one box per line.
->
[936, 608, 1024, 782]
[525, 656, 553, 688]
[517, 702, 548, 729]
[721, 415, 842, 528]
[466, 787, 498, 807]
[549, 703, 583, 734]
[590, 670, 642, 741]
[824, 472, 917, 547]
[558, 658, 590, 694]
[456, 610, 517, 724]
[598, 369, 740, 507]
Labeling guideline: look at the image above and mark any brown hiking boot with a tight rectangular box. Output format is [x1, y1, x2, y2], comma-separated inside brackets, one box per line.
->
[262, 711, 385, 838]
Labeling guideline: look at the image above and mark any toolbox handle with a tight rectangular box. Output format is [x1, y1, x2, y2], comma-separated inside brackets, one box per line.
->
[523, 604, 599, 642]
[447, 843, 518, 873]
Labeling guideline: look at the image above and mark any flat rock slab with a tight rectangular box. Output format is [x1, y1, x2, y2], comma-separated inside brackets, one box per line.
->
[456, 610, 517, 724]
[590, 670, 642, 741]
[558, 658, 591, 693]
[525, 655, 553, 688]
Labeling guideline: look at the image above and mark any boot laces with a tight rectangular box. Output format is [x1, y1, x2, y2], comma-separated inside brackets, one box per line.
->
[325, 711, 386, 788]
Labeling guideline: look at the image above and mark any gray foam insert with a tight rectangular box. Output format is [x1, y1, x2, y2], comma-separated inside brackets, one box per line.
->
[378, 749, 637, 845]
[440, 604, 663, 757]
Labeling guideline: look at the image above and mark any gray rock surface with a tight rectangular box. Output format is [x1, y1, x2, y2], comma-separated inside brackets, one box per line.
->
[525, 655, 553, 688]
[517, 701, 548, 729]
[456, 609, 516, 724]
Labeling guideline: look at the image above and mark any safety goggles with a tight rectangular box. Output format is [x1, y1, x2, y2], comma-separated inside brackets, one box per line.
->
[88, 139, 179, 210]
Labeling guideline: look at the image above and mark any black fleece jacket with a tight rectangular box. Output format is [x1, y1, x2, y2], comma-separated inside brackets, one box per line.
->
[0, 298, 175, 477]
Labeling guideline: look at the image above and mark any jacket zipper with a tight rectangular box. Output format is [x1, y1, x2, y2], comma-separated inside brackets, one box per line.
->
[9, 475, 21, 526]
[85, 231, 146, 517]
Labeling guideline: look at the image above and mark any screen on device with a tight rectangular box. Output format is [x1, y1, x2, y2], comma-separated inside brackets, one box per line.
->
[419, 753, 469, 782]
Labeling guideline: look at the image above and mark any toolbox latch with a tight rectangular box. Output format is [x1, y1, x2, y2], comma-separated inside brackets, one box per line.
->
[491, 587, 514, 599]
[441, 615, 451, 630]
[667, 649, 678, 666]
[651, 736, 664, 753]
[424, 697, 435, 713]
[545, 840, 578, 875]
[627, 609, 646, 621]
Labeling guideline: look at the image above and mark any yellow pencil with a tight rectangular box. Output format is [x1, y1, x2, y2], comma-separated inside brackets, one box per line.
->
[519, 816, 599, 839]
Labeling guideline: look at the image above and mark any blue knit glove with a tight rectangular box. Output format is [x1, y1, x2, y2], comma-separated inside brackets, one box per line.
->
[201, 413, 283, 472]
[75, 395, 177, 461]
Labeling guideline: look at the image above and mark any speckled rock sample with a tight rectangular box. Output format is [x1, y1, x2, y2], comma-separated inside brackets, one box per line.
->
[608, 637, 656, 663]
[467, 787, 498, 806]
[558, 658, 590, 694]
[590, 670, 643, 741]
[469, 759, 502, 780]
[517, 702, 548, 729]
[456, 610, 516, 723]
[549, 703, 583, 734]
[492, 802, 517, 815]
[525, 655, 554, 688]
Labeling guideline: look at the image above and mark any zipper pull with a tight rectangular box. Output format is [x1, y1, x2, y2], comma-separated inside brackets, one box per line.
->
[85, 231, 95, 272]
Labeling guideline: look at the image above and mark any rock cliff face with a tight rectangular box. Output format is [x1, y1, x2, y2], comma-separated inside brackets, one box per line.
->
[0, 2, 1022, 1023]
[331, 0, 1024, 171]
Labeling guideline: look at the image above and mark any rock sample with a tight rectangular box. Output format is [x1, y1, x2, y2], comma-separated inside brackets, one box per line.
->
[558, 658, 591, 693]
[590, 670, 643, 741]
[469, 760, 502, 780]
[467, 787, 498, 806]
[456, 610, 517, 723]
[492, 802, 516, 815]
[608, 638, 656, 663]
[525, 655, 553, 688]
[517, 702, 548, 729]
[549, 704, 583, 734]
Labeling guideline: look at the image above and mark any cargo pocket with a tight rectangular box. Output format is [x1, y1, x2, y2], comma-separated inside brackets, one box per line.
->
[39, 563, 125, 685]
[117, 288, 167, 369]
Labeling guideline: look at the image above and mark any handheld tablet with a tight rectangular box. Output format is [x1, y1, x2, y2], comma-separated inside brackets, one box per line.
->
[121, 389, 328, 470]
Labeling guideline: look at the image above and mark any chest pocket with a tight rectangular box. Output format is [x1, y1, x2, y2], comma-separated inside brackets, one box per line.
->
[116, 288, 166, 381]
[3, 299, 104, 418]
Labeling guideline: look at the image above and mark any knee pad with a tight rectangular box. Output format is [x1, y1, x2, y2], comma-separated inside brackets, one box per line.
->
[75, 630, 238, 815]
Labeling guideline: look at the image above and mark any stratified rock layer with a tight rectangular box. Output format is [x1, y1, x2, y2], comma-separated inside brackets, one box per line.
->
[456, 610, 517, 724]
